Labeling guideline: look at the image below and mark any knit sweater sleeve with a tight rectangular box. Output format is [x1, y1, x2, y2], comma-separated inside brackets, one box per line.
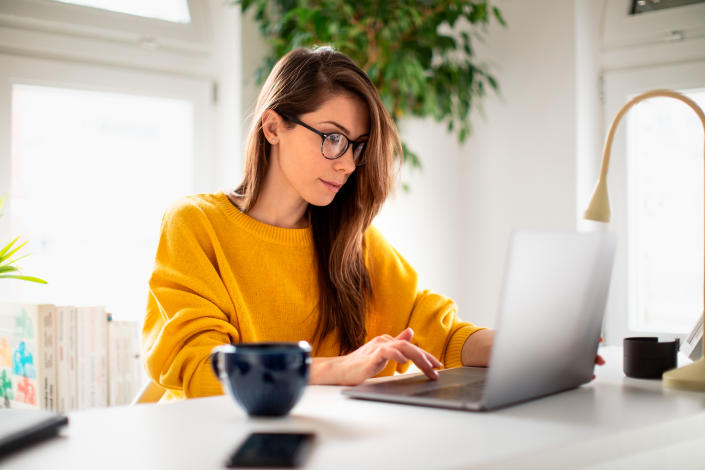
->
[364, 226, 485, 371]
[142, 197, 239, 398]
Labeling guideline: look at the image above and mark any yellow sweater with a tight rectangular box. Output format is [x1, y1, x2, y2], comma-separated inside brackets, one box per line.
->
[143, 192, 483, 401]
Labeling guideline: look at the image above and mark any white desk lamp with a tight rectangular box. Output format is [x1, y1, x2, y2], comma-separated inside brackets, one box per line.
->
[584, 89, 705, 392]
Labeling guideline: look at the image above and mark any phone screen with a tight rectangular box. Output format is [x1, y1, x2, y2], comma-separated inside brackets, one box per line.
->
[225, 432, 315, 468]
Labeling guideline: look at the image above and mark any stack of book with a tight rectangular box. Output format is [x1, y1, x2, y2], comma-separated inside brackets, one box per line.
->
[0, 303, 143, 411]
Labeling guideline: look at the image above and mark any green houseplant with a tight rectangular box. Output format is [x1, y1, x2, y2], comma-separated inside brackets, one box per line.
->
[0, 197, 47, 284]
[235, 0, 506, 171]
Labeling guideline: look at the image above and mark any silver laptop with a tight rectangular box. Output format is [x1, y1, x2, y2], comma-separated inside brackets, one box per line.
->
[343, 231, 616, 411]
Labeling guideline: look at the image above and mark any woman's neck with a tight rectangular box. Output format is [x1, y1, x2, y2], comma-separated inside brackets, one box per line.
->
[233, 154, 309, 229]
[243, 192, 309, 229]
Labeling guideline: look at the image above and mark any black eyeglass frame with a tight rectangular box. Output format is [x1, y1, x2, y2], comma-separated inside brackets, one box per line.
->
[276, 111, 369, 166]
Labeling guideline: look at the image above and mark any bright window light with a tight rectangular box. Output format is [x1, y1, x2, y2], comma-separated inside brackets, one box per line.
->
[9, 84, 194, 322]
[627, 89, 705, 333]
[52, 0, 191, 23]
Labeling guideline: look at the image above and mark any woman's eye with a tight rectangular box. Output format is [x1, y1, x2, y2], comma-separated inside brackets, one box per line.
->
[327, 134, 344, 144]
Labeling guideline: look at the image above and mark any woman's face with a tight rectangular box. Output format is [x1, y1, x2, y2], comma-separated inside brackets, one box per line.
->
[272, 93, 370, 207]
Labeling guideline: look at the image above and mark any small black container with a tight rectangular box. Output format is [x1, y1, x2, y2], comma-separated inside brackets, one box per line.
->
[623, 337, 679, 379]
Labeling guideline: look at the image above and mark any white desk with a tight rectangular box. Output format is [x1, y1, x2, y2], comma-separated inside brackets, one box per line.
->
[3, 347, 705, 470]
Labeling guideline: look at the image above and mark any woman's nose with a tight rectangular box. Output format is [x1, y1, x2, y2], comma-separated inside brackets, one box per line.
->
[333, 145, 356, 173]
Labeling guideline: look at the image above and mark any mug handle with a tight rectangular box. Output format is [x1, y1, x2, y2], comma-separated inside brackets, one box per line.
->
[210, 344, 236, 381]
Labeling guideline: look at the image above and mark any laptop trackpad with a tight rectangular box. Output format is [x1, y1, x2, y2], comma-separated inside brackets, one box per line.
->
[365, 367, 488, 397]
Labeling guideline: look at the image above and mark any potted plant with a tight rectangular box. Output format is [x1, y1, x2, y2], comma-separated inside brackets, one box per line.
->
[234, 0, 506, 172]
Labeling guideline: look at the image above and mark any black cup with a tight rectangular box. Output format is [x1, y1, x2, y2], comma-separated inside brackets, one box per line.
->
[623, 337, 679, 379]
[210, 341, 312, 417]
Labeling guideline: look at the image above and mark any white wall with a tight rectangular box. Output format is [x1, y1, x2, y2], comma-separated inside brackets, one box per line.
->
[378, 0, 583, 329]
[210, 1, 243, 191]
[575, 0, 606, 232]
[459, 0, 581, 328]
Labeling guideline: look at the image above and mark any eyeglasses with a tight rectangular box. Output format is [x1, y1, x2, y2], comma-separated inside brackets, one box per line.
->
[277, 111, 368, 166]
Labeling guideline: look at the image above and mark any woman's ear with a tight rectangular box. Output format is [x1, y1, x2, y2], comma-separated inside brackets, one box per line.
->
[261, 109, 283, 145]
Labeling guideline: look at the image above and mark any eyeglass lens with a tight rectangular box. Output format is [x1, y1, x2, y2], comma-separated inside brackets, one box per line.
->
[322, 134, 366, 163]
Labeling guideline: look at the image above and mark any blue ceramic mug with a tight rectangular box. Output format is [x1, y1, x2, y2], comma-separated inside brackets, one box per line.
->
[210, 341, 312, 417]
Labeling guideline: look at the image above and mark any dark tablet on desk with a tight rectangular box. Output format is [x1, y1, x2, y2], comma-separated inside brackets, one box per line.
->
[0, 409, 68, 458]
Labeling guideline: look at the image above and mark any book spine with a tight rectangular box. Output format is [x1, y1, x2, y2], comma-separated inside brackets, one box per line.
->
[95, 307, 108, 408]
[121, 322, 127, 405]
[108, 318, 118, 406]
[56, 306, 66, 413]
[37, 304, 57, 411]
[67, 306, 78, 412]
[120, 321, 129, 405]
[57, 305, 77, 413]
[129, 321, 144, 403]
[76, 306, 90, 410]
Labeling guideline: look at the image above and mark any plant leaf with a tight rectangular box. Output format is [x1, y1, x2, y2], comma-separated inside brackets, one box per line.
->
[0, 274, 48, 284]
[4, 254, 29, 266]
[0, 236, 20, 260]
[237, 0, 506, 184]
[0, 239, 28, 263]
[493, 6, 507, 27]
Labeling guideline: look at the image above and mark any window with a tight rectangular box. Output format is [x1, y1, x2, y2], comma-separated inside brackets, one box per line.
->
[602, 60, 705, 343]
[0, 53, 214, 322]
[631, 0, 705, 15]
[9, 84, 194, 319]
[0, 0, 210, 53]
[53, 0, 191, 23]
[0, 0, 240, 323]
[627, 89, 705, 333]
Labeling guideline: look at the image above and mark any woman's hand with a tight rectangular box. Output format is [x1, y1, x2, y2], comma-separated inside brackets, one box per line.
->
[593, 337, 606, 380]
[310, 328, 442, 386]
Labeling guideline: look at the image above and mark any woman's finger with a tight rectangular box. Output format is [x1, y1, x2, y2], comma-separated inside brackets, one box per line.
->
[395, 328, 413, 342]
[394, 340, 438, 379]
[380, 346, 409, 366]
[424, 351, 443, 369]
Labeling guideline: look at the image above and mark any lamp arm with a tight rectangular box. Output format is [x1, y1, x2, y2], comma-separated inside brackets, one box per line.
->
[596, 89, 705, 181]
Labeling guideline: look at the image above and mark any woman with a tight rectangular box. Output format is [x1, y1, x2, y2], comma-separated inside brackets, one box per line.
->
[142, 46, 495, 401]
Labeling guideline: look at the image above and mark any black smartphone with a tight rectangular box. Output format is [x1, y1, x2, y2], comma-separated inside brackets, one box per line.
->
[225, 432, 315, 468]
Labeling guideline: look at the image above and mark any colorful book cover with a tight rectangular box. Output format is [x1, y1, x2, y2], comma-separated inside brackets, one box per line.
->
[0, 303, 57, 410]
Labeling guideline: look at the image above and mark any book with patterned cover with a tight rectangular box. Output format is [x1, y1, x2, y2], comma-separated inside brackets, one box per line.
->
[0, 304, 57, 410]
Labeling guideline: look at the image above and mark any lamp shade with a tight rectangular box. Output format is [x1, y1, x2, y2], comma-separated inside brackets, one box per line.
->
[583, 178, 611, 223]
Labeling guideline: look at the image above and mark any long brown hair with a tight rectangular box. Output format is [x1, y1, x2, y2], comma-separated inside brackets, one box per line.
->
[236, 47, 401, 353]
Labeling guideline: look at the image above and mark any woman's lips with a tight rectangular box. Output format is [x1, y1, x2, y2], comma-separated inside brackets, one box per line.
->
[320, 179, 343, 193]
